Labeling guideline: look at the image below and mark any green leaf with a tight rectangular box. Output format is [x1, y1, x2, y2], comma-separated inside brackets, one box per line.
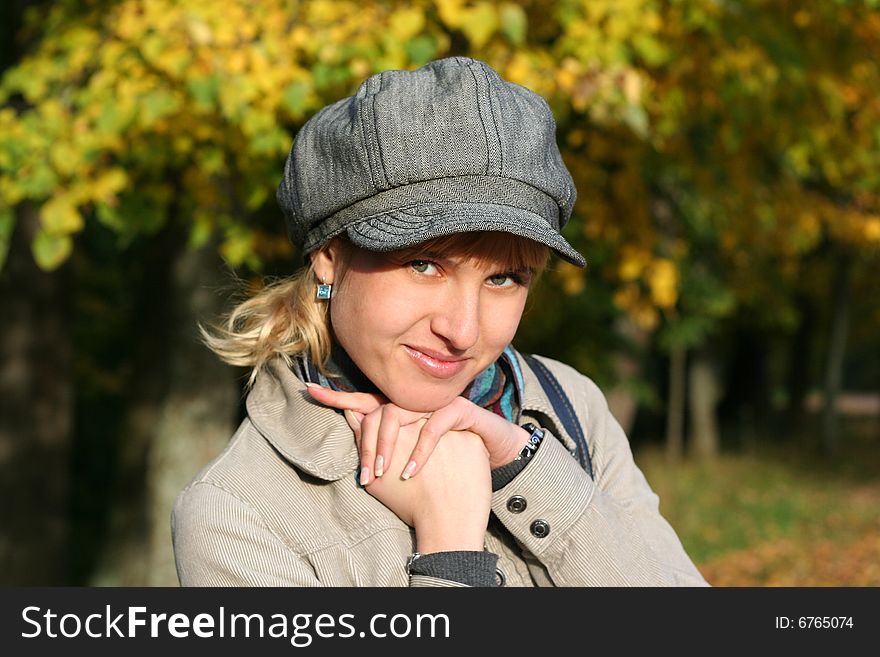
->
[220, 225, 256, 267]
[95, 202, 124, 231]
[245, 185, 269, 210]
[632, 34, 670, 67]
[187, 75, 219, 109]
[282, 80, 310, 117]
[40, 195, 83, 233]
[621, 104, 649, 139]
[198, 148, 226, 175]
[32, 229, 72, 271]
[499, 3, 526, 46]
[17, 165, 58, 199]
[95, 100, 133, 135]
[188, 212, 213, 249]
[141, 89, 181, 126]
[405, 35, 436, 66]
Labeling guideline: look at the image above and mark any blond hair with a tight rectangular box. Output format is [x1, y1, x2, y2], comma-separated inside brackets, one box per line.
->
[202, 232, 551, 387]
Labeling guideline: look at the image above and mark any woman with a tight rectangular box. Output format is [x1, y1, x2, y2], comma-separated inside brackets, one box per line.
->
[172, 56, 707, 587]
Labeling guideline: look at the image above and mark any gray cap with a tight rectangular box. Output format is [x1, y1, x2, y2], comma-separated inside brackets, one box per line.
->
[277, 56, 586, 267]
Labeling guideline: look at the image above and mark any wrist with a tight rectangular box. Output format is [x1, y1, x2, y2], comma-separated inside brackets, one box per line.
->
[415, 528, 485, 553]
[490, 424, 532, 469]
[414, 508, 487, 552]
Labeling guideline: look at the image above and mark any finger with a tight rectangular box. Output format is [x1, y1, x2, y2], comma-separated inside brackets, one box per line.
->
[357, 408, 381, 486]
[423, 398, 517, 467]
[305, 384, 386, 414]
[343, 409, 364, 444]
[403, 399, 473, 479]
[374, 405, 402, 478]
[400, 419, 450, 480]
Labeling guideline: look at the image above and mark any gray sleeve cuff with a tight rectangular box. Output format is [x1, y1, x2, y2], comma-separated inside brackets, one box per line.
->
[408, 551, 499, 587]
[490, 427, 545, 491]
[491, 457, 529, 491]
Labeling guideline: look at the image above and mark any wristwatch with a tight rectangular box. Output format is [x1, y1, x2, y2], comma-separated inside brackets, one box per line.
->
[516, 423, 545, 462]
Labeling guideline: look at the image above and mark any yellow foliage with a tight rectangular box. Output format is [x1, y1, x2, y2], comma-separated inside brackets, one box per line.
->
[613, 282, 639, 314]
[49, 141, 79, 177]
[2, 0, 878, 285]
[31, 231, 73, 271]
[618, 246, 649, 281]
[647, 258, 678, 309]
[40, 195, 83, 234]
[390, 7, 426, 41]
[460, 3, 499, 49]
[555, 58, 579, 94]
[91, 169, 129, 203]
[435, 0, 466, 28]
[556, 262, 586, 296]
[614, 283, 660, 331]
[864, 218, 880, 243]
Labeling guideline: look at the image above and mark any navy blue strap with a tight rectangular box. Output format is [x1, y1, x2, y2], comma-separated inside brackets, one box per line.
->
[522, 354, 593, 478]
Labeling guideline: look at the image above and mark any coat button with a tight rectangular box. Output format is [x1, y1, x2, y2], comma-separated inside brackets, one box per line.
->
[506, 495, 527, 513]
[530, 519, 550, 538]
[495, 569, 506, 587]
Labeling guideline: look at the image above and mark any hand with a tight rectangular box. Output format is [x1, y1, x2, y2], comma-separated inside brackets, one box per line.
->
[344, 410, 492, 553]
[306, 385, 531, 483]
[306, 383, 427, 484]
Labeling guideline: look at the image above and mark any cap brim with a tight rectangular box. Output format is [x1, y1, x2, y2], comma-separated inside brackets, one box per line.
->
[345, 203, 586, 268]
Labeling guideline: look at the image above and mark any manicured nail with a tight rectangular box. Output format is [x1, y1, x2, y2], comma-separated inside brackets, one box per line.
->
[360, 466, 370, 486]
[375, 455, 384, 478]
[305, 382, 320, 388]
[401, 460, 416, 480]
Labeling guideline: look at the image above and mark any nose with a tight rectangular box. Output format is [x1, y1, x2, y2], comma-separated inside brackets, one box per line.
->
[430, 284, 480, 351]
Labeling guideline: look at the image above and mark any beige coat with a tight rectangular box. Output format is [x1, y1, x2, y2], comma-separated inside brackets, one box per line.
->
[172, 352, 708, 586]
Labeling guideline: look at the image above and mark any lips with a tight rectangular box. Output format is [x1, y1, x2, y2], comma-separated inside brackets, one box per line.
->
[402, 345, 469, 379]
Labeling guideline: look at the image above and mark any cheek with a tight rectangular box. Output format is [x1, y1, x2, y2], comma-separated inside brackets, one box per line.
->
[331, 278, 417, 351]
[485, 293, 528, 345]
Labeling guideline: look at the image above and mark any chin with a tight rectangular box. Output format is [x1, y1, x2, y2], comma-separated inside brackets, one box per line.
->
[384, 386, 463, 413]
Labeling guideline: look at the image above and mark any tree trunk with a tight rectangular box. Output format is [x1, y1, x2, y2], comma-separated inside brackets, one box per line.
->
[0, 206, 73, 584]
[822, 249, 853, 456]
[665, 344, 686, 462]
[605, 317, 647, 435]
[688, 347, 721, 460]
[784, 294, 815, 439]
[146, 238, 240, 585]
[88, 224, 180, 585]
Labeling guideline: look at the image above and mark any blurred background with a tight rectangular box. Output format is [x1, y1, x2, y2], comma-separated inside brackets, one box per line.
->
[1, 0, 878, 586]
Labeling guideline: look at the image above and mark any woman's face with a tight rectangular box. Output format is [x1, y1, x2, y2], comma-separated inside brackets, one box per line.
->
[312, 241, 532, 412]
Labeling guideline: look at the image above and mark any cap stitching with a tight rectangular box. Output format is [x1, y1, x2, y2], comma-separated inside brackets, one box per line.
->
[357, 78, 378, 191]
[372, 70, 391, 190]
[465, 62, 492, 176]
[477, 62, 504, 175]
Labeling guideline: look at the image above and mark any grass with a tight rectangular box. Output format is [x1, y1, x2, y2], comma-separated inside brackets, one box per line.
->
[635, 438, 880, 586]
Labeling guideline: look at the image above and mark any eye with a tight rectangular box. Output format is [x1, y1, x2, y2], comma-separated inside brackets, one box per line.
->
[487, 272, 527, 288]
[409, 260, 439, 275]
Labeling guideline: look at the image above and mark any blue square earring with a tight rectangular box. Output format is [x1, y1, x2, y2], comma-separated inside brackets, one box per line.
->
[316, 283, 333, 300]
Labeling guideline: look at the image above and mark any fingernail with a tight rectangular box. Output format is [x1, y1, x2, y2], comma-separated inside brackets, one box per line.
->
[401, 460, 416, 480]
[360, 466, 370, 486]
[375, 455, 384, 478]
[304, 382, 320, 388]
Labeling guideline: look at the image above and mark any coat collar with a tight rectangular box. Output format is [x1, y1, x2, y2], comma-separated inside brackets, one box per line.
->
[246, 357, 359, 482]
[246, 350, 577, 482]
